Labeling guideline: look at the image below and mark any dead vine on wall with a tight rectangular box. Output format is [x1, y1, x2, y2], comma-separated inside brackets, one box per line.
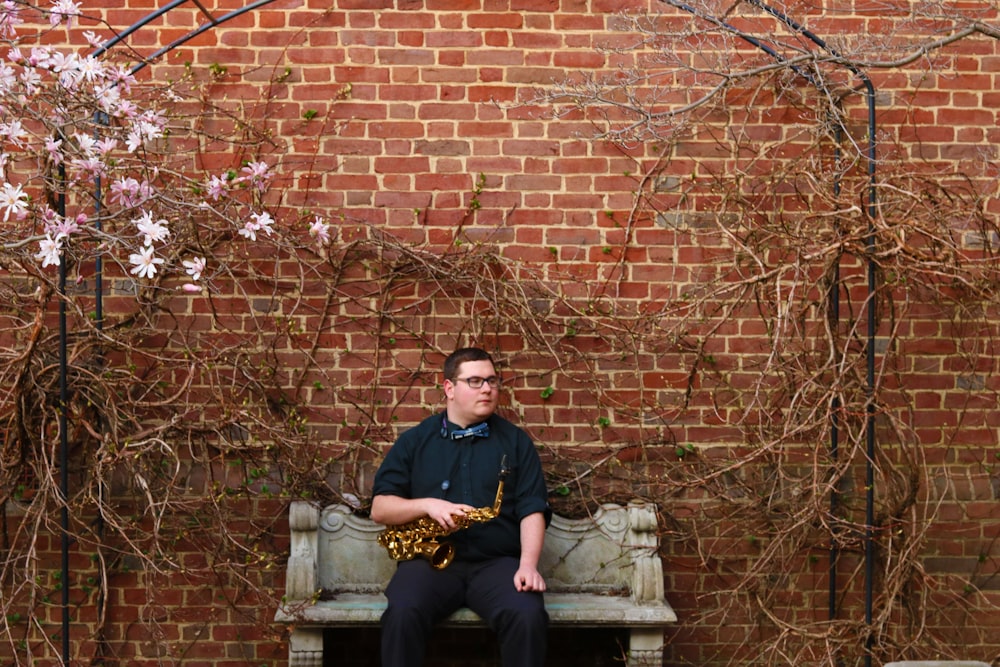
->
[1, 1, 999, 665]
[527, 1, 1000, 664]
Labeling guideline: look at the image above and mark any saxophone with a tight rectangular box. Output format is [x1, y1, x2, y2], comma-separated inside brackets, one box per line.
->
[377, 457, 508, 570]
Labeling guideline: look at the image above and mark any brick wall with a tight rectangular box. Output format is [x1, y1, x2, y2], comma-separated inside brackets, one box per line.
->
[2, 0, 999, 665]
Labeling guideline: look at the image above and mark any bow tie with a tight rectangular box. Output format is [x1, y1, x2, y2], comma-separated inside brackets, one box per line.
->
[449, 422, 490, 440]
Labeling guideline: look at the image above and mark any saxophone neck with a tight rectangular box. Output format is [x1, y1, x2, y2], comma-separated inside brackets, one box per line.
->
[492, 480, 504, 513]
[492, 455, 508, 513]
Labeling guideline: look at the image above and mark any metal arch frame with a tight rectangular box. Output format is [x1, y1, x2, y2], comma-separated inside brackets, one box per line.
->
[744, 13, 879, 665]
[56, 2, 278, 663]
[91, 0, 281, 74]
[655, 2, 879, 665]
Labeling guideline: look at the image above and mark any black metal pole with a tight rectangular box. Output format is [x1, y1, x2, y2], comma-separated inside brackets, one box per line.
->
[89, 0, 190, 58]
[116, 0, 280, 76]
[829, 125, 843, 624]
[863, 82, 878, 666]
[57, 166, 70, 665]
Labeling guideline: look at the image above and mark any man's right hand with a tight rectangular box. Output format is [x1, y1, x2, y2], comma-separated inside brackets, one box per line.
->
[421, 498, 476, 531]
[371, 494, 475, 529]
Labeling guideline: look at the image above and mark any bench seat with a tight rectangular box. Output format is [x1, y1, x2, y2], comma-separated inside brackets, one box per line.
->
[278, 591, 676, 626]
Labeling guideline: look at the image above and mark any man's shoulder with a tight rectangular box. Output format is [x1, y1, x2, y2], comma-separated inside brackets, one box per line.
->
[488, 413, 531, 440]
[488, 413, 516, 429]
[396, 411, 444, 442]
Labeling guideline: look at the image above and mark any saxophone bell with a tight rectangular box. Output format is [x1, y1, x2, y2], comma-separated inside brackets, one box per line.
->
[415, 539, 455, 570]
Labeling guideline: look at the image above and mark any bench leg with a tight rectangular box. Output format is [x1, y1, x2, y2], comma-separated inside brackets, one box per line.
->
[627, 628, 664, 667]
[289, 626, 324, 667]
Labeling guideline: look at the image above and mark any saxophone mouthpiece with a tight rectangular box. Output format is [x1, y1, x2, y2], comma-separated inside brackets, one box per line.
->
[499, 454, 509, 480]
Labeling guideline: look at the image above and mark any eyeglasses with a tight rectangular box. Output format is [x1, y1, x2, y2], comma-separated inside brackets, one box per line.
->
[453, 376, 502, 389]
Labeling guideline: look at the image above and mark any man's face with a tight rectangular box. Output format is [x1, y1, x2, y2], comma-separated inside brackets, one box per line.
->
[444, 359, 500, 426]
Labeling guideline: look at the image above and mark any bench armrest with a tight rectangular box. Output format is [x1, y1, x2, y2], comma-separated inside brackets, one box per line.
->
[286, 501, 321, 601]
[627, 501, 665, 603]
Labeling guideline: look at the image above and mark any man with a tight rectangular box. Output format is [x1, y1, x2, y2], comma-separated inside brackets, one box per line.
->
[371, 347, 551, 667]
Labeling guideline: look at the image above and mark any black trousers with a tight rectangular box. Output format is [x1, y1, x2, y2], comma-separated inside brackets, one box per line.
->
[380, 556, 548, 667]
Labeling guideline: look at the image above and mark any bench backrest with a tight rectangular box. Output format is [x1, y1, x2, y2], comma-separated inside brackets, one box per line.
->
[286, 500, 663, 603]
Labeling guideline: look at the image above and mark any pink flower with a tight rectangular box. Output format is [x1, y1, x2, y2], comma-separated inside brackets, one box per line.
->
[108, 65, 136, 94]
[110, 177, 141, 207]
[69, 156, 106, 181]
[309, 217, 331, 246]
[182, 256, 206, 281]
[205, 174, 229, 201]
[46, 137, 64, 165]
[49, 0, 81, 27]
[240, 161, 273, 192]
[115, 99, 139, 119]
[238, 211, 275, 241]
[51, 215, 81, 240]
[0, 1, 23, 39]
[96, 137, 118, 155]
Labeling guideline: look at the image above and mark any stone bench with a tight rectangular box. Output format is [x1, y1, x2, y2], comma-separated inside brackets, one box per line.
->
[275, 500, 677, 667]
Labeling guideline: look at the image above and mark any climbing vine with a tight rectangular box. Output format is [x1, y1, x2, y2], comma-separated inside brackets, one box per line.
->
[1, 1, 999, 666]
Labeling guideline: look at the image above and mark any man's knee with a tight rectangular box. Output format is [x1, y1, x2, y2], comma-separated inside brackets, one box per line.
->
[491, 596, 548, 633]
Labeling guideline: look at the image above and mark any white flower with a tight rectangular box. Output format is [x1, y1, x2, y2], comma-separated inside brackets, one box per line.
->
[125, 118, 163, 152]
[133, 210, 170, 246]
[238, 222, 258, 241]
[82, 30, 102, 47]
[0, 181, 28, 221]
[19, 67, 42, 95]
[125, 128, 143, 153]
[29, 46, 53, 69]
[35, 235, 62, 267]
[0, 119, 27, 147]
[73, 131, 97, 156]
[128, 245, 164, 279]
[76, 54, 102, 82]
[253, 211, 275, 235]
[182, 256, 206, 281]
[0, 63, 15, 93]
[96, 83, 121, 114]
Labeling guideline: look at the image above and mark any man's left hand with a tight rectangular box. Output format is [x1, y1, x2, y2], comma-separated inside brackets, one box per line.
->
[513, 566, 546, 592]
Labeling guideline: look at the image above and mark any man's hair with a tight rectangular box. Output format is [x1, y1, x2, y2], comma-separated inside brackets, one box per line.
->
[444, 347, 494, 380]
